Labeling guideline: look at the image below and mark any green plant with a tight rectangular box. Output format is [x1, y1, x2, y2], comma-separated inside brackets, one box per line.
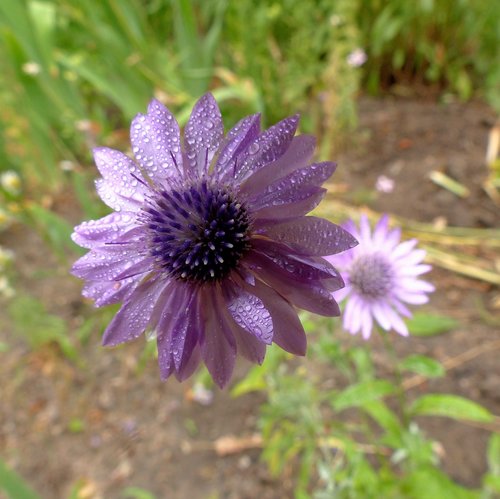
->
[233, 313, 498, 498]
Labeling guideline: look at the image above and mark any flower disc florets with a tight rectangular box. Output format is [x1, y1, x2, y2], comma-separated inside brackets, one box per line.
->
[145, 179, 250, 282]
[349, 253, 393, 299]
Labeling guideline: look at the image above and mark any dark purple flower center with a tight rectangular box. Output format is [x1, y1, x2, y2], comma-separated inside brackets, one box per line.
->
[145, 179, 250, 283]
[349, 253, 394, 299]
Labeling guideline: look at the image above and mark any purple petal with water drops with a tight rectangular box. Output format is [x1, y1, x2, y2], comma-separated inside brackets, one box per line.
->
[251, 238, 344, 288]
[155, 284, 201, 380]
[246, 251, 341, 316]
[262, 216, 358, 256]
[215, 114, 261, 181]
[252, 188, 326, 221]
[72, 212, 138, 249]
[246, 277, 307, 355]
[82, 276, 138, 308]
[234, 114, 300, 183]
[102, 277, 168, 346]
[71, 244, 147, 282]
[184, 93, 224, 177]
[200, 288, 237, 388]
[93, 147, 146, 187]
[130, 99, 183, 187]
[93, 148, 147, 211]
[231, 321, 267, 364]
[240, 135, 316, 197]
[223, 280, 273, 344]
[247, 162, 336, 210]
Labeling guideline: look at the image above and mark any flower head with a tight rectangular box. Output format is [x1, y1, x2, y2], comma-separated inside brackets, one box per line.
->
[325, 215, 434, 339]
[346, 48, 367, 68]
[72, 94, 357, 387]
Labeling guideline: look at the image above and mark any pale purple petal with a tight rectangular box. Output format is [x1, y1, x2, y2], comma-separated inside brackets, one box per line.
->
[390, 239, 418, 260]
[359, 214, 372, 243]
[396, 290, 431, 305]
[361, 306, 374, 339]
[371, 301, 392, 331]
[384, 306, 409, 336]
[372, 214, 390, 247]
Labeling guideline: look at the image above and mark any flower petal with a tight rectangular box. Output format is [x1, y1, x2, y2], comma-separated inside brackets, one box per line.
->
[247, 277, 307, 355]
[130, 99, 183, 186]
[93, 147, 148, 211]
[234, 115, 300, 182]
[251, 238, 344, 289]
[246, 251, 341, 316]
[247, 162, 335, 211]
[72, 212, 138, 249]
[200, 287, 237, 388]
[262, 216, 358, 256]
[184, 93, 224, 177]
[82, 276, 138, 307]
[102, 278, 168, 346]
[215, 114, 261, 181]
[252, 188, 326, 221]
[155, 283, 202, 380]
[240, 135, 316, 197]
[71, 244, 147, 282]
[224, 281, 273, 344]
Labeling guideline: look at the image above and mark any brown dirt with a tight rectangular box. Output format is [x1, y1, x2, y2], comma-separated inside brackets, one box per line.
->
[0, 97, 498, 498]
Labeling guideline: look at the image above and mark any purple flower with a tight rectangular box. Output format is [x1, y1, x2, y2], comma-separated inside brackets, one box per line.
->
[325, 215, 434, 339]
[71, 94, 357, 387]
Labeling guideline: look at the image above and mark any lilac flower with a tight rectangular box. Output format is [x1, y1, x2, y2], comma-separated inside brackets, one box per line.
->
[375, 175, 395, 193]
[346, 48, 368, 68]
[325, 215, 434, 339]
[72, 94, 357, 387]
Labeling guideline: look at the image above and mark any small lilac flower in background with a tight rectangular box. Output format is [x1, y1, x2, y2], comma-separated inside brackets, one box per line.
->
[325, 215, 434, 339]
[346, 48, 368, 68]
[375, 174, 395, 193]
[72, 94, 357, 387]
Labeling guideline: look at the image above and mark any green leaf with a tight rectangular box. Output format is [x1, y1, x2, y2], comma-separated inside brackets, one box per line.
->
[231, 365, 267, 397]
[0, 459, 42, 499]
[404, 465, 480, 499]
[411, 394, 494, 423]
[487, 433, 500, 476]
[8, 294, 78, 362]
[122, 487, 157, 499]
[332, 380, 396, 412]
[362, 401, 402, 440]
[408, 313, 458, 336]
[25, 204, 77, 260]
[399, 354, 445, 378]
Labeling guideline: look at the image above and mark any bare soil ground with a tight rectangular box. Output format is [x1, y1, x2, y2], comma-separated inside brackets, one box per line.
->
[0, 97, 498, 499]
